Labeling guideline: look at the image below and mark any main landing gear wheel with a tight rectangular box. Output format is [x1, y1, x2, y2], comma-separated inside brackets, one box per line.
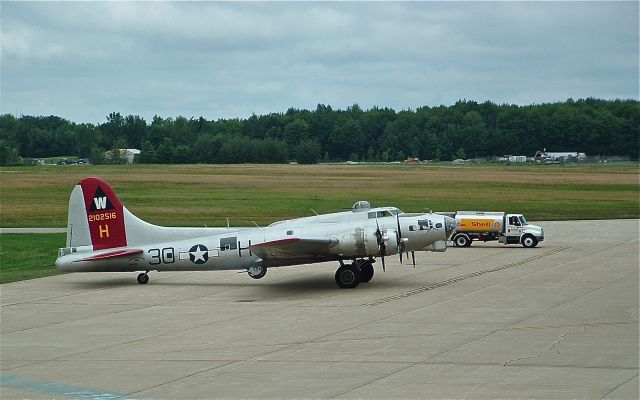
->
[521, 234, 538, 248]
[137, 272, 149, 285]
[247, 265, 267, 279]
[359, 261, 374, 283]
[335, 263, 361, 289]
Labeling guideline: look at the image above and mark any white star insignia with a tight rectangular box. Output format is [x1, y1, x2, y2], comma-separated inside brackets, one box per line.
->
[190, 245, 207, 262]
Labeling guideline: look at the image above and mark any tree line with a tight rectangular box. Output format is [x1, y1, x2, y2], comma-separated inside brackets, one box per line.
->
[0, 98, 638, 166]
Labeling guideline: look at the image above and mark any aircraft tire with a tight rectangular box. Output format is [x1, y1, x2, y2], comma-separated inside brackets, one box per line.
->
[453, 233, 471, 248]
[335, 264, 361, 289]
[521, 234, 538, 248]
[360, 262, 374, 283]
[248, 265, 267, 279]
[137, 273, 149, 285]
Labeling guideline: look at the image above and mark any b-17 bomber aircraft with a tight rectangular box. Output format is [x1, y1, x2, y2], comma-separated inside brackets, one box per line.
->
[56, 178, 456, 288]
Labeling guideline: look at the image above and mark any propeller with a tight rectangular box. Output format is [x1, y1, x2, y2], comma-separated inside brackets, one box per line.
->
[375, 219, 387, 271]
[395, 214, 408, 264]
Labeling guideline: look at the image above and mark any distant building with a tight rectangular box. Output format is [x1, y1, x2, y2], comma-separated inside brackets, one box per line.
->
[121, 149, 141, 163]
[106, 148, 140, 164]
[502, 155, 527, 163]
[534, 149, 586, 162]
[404, 157, 420, 164]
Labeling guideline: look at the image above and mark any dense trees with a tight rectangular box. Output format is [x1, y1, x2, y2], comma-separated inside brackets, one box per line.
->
[0, 98, 638, 165]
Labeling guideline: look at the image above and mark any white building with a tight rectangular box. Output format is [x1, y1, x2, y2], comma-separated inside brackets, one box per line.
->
[534, 149, 586, 162]
[106, 148, 141, 164]
[121, 149, 141, 163]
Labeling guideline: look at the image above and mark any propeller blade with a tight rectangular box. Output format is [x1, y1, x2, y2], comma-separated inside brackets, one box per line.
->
[411, 251, 416, 268]
[396, 214, 405, 263]
[375, 218, 386, 272]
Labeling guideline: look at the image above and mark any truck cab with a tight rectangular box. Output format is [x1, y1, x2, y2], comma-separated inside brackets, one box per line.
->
[499, 213, 544, 247]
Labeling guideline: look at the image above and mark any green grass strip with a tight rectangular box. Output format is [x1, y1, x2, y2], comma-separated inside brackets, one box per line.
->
[0, 233, 65, 284]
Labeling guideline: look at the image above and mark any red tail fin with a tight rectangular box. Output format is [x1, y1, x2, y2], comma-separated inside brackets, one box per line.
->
[79, 177, 127, 250]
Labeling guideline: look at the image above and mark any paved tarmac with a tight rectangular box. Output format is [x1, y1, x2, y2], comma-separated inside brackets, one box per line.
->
[1, 220, 638, 399]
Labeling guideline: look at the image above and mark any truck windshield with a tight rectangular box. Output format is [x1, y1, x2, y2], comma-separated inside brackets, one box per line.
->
[519, 216, 528, 225]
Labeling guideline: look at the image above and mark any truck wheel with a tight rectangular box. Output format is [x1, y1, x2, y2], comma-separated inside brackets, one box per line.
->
[521, 234, 538, 248]
[453, 234, 471, 248]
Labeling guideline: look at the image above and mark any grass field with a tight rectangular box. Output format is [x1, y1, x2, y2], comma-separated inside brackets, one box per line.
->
[0, 233, 65, 284]
[1, 163, 638, 227]
[1, 163, 637, 283]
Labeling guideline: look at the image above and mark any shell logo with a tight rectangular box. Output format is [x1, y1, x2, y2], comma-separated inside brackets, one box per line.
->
[495, 222, 501, 228]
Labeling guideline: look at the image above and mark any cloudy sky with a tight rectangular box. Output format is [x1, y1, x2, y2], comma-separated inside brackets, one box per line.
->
[2, 1, 638, 124]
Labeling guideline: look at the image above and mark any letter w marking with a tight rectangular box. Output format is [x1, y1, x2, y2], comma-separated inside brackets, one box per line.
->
[94, 197, 107, 210]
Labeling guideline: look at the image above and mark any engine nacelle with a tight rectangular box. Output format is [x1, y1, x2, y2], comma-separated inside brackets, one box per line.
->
[331, 227, 383, 257]
[423, 240, 447, 253]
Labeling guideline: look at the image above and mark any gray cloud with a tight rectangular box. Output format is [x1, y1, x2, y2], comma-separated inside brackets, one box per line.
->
[1, 1, 638, 123]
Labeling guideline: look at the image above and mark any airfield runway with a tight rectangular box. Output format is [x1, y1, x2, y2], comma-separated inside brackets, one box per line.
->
[1, 220, 638, 399]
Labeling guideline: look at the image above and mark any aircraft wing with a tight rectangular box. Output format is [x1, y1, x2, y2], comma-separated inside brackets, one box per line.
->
[77, 249, 144, 262]
[249, 237, 337, 260]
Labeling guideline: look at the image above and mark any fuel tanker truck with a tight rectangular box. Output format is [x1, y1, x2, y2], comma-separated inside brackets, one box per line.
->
[445, 211, 544, 248]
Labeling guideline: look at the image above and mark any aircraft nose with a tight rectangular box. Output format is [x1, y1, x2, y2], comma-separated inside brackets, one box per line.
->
[444, 216, 457, 239]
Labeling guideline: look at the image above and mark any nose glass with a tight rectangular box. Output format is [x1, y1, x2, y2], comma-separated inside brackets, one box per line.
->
[444, 216, 456, 239]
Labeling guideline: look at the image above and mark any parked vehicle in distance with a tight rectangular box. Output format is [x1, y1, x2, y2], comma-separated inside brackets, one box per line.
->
[56, 158, 89, 165]
[444, 211, 544, 248]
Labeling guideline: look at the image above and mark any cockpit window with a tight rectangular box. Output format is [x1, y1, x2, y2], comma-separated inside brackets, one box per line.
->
[368, 210, 395, 219]
[519, 216, 528, 225]
[509, 216, 521, 226]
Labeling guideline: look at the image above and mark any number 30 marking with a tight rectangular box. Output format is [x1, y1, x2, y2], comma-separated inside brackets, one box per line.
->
[148, 247, 175, 265]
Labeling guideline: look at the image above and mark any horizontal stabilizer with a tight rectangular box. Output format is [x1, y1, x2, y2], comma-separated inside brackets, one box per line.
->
[250, 237, 337, 260]
[77, 249, 144, 262]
